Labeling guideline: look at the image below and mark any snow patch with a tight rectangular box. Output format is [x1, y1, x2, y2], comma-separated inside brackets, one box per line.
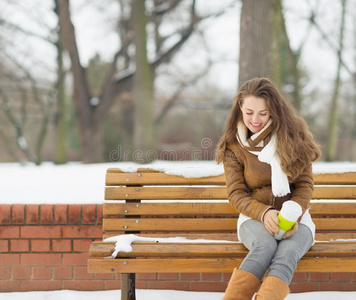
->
[104, 234, 235, 258]
[1, 289, 356, 300]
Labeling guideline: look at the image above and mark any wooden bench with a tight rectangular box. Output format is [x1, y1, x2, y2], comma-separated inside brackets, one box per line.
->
[88, 167, 356, 300]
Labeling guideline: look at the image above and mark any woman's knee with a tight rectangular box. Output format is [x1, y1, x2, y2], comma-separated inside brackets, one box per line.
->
[251, 235, 278, 257]
[239, 219, 277, 251]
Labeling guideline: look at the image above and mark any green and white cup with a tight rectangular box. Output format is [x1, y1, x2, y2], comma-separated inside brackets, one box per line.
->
[274, 201, 302, 240]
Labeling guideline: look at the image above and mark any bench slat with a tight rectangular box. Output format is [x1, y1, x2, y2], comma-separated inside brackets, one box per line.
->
[89, 241, 356, 258]
[106, 172, 226, 186]
[103, 218, 356, 232]
[103, 202, 356, 216]
[313, 218, 356, 231]
[88, 257, 356, 273]
[103, 218, 237, 232]
[102, 232, 356, 241]
[313, 172, 356, 185]
[105, 186, 227, 200]
[104, 202, 234, 216]
[105, 186, 356, 200]
[106, 170, 356, 185]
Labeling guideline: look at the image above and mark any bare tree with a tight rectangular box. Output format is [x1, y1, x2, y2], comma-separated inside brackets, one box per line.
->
[132, 0, 154, 162]
[239, 0, 276, 86]
[56, 0, 221, 163]
[54, 0, 68, 164]
[325, 0, 347, 161]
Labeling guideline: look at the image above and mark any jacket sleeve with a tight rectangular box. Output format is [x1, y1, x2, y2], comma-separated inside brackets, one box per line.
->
[223, 148, 273, 221]
[290, 163, 314, 216]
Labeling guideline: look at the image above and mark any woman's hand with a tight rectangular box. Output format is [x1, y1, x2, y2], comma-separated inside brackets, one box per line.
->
[263, 209, 280, 235]
[283, 222, 299, 239]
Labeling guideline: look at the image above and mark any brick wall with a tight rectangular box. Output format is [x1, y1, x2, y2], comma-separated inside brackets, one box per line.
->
[1, 204, 356, 293]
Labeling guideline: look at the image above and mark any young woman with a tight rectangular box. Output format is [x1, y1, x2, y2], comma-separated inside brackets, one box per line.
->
[215, 78, 321, 300]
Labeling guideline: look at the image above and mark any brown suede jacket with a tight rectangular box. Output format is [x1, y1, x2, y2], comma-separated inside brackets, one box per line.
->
[223, 140, 314, 222]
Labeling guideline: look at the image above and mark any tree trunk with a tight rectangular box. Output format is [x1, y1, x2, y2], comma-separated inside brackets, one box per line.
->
[239, 0, 275, 87]
[325, 0, 347, 161]
[57, 0, 104, 163]
[54, 2, 67, 164]
[132, 0, 154, 163]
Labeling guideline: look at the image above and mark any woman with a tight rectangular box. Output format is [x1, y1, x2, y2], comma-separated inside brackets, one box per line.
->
[215, 78, 321, 300]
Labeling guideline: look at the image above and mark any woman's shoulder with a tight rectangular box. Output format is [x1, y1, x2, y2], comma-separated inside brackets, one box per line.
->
[225, 140, 246, 162]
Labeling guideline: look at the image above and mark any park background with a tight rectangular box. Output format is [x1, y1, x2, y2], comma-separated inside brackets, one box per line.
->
[0, 0, 355, 164]
[1, 0, 356, 297]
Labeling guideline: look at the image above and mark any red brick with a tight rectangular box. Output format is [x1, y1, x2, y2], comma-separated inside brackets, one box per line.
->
[26, 205, 39, 224]
[94, 273, 115, 279]
[158, 273, 178, 280]
[147, 281, 189, 290]
[21, 280, 62, 291]
[201, 272, 222, 281]
[33, 267, 52, 279]
[0, 205, 11, 224]
[21, 225, 61, 239]
[137, 273, 157, 280]
[0, 280, 21, 292]
[290, 281, 319, 293]
[31, 239, 51, 252]
[62, 225, 102, 239]
[74, 266, 93, 279]
[136, 281, 147, 289]
[83, 205, 96, 224]
[73, 239, 92, 252]
[180, 273, 200, 281]
[10, 239, 30, 252]
[97, 204, 103, 225]
[105, 280, 121, 290]
[63, 280, 104, 291]
[68, 205, 82, 224]
[0, 226, 20, 238]
[12, 204, 25, 224]
[190, 281, 227, 292]
[0, 253, 20, 266]
[0, 239, 9, 252]
[12, 266, 31, 279]
[53, 239, 72, 252]
[319, 281, 356, 291]
[0, 267, 10, 279]
[40, 205, 54, 224]
[55, 204, 68, 224]
[21, 253, 61, 266]
[222, 272, 233, 281]
[53, 266, 73, 280]
[292, 272, 308, 282]
[330, 272, 352, 282]
[62, 253, 88, 266]
[309, 272, 330, 282]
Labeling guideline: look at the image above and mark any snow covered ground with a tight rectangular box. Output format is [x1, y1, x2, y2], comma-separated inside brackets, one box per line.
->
[1, 161, 356, 298]
[2, 289, 356, 300]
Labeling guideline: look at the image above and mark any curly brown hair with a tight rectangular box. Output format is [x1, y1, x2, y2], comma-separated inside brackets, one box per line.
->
[215, 78, 321, 181]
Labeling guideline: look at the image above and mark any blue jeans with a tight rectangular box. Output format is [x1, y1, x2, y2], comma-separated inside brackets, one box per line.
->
[238, 219, 313, 284]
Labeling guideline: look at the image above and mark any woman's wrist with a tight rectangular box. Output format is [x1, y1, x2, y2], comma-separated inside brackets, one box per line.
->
[261, 206, 275, 223]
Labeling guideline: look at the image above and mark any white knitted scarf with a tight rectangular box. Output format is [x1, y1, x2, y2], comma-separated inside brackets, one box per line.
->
[237, 121, 290, 197]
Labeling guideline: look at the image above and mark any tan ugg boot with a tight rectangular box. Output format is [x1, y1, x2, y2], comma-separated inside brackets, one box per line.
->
[255, 276, 290, 300]
[222, 268, 261, 300]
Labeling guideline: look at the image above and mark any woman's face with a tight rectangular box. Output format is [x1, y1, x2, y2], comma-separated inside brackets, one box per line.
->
[240, 95, 270, 134]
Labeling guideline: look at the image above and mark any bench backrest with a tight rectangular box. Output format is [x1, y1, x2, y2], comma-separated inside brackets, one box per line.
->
[103, 169, 356, 241]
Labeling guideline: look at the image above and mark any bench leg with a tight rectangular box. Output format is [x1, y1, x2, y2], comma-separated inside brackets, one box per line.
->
[121, 273, 136, 300]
